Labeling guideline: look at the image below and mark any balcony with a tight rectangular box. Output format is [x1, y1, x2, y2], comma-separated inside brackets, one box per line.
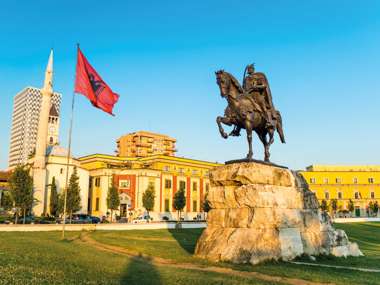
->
[135, 142, 151, 147]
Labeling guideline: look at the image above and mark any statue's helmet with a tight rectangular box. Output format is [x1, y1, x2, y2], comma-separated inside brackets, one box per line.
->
[246, 64, 255, 74]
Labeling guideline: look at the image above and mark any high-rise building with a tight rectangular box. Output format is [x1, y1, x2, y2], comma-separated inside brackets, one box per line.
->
[116, 131, 177, 157]
[8, 86, 61, 168]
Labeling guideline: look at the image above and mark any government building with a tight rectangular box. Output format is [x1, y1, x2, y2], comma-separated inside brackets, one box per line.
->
[300, 165, 380, 217]
[78, 154, 218, 220]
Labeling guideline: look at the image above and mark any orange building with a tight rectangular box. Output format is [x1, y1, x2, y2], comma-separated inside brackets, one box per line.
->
[116, 131, 176, 157]
[78, 154, 219, 220]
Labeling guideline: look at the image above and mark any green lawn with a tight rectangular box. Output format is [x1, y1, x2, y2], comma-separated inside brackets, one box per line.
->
[0, 223, 379, 284]
[91, 223, 380, 285]
[0, 231, 277, 285]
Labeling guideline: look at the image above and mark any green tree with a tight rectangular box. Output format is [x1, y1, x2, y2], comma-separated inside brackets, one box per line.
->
[49, 177, 59, 217]
[142, 183, 155, 222]
[369, 201, 375, 217]
[57, 193, 64, 216]
[320, 199, 328, 212]
[374, 201, 379, 216]
[107, 185, 120, 222]
[173, 189, 186, 222]
[202, 193, 211, 213]
[348, 199, 355, 213]
[0, 191, 14, 211]
[331, 199, 338, 216]
[66, 167, 81, 223]
[8, 165, 34, 224]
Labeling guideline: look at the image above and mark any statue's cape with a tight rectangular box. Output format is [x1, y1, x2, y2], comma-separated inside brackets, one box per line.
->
[251, 72, 274, 110]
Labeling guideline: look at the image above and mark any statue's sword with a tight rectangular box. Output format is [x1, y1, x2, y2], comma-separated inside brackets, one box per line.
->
[242, 65, 248, 91]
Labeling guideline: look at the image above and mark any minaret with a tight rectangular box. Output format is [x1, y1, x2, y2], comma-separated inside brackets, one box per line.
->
[33, 50, 54, 215]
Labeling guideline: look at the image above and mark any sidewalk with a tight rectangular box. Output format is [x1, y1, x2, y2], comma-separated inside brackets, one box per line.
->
[0, 221, 207, 232]
[333, 217, 380, 223]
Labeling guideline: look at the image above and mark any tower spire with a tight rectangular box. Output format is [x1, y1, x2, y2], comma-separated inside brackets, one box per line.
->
[42, 49, 53, 94]
[33, 49, 55, 215]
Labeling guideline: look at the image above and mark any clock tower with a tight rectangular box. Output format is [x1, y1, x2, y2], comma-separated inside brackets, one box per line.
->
[48, 103, 60, 145]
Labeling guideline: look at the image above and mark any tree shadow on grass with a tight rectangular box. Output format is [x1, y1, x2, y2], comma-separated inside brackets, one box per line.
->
[120, 256, 162, 285]
[167, 227, 204, 255]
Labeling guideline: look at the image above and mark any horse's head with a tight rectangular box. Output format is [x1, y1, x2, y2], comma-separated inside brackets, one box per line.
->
[215, 70, 229, 98]
[215, 70, 243, 99]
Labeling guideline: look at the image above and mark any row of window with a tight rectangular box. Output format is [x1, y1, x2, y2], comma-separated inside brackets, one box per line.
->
[165, 179, 209, 192]
[162, 165, 209, 176]
[95, 177, 210, 193]
[309, 177, 375, 184]
[323, 191, 376, 200]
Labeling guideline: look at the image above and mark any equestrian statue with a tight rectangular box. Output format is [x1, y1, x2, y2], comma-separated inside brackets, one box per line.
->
[216, 64, 285, 162]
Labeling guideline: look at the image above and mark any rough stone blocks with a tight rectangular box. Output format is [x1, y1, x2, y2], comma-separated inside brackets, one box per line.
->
[195, 162, 363, 265]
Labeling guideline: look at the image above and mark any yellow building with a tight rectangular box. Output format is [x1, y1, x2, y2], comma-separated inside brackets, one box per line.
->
[300, 165, 380, 217]
[78, 154, 220, 220]
[116, 131, 176, 158]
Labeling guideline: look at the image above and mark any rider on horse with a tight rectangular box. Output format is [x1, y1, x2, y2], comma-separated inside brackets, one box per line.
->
[242, 64, 276, 130]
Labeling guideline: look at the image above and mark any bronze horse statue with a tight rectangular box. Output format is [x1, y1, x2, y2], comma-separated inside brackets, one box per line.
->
[215, 70, 285, 162]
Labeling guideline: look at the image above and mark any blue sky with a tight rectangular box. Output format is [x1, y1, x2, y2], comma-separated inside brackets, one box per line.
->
[0, 1, 379, 170]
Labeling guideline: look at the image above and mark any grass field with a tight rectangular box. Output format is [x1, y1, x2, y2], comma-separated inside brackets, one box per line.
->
[0, 223, 379, 285]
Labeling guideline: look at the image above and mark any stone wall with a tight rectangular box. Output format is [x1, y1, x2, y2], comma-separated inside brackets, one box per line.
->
[195, 162, 362, 265]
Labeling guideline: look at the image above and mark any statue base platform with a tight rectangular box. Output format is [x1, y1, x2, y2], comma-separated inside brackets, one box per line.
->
[195, 162, 363, 265]
[225, 158, 288, 169]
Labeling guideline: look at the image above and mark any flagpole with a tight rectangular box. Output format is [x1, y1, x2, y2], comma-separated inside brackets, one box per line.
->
[62, 44, 79, 239]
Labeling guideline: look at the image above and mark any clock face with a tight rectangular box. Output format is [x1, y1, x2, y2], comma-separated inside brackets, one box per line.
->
[49, 126, 55, 134]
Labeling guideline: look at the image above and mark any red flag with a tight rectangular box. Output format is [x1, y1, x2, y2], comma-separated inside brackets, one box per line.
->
[74, 47, 119, 115]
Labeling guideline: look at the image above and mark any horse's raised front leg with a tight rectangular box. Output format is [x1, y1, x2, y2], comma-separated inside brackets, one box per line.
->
[229, 126, 241, 136]
[216, 116, 231, 139]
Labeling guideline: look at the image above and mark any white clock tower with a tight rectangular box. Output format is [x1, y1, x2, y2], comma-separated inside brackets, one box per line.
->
[47, 103, 60, 146]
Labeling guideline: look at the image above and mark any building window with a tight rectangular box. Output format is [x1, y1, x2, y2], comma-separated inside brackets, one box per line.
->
[163, 166, 170, 172]
[119, 180, 130, 188]
[310, 178, 316, 184]
[338, 192, 343, 199]
[179, 168, 184, 174]
[335, 178, 341, 184]
[193, 201, 197, 212]
[371, 192, 375, 199]
[324, 191, 329, 200]
[323, 178, 329, 184]
[354, 192, 360, 199]
[165, 179, 172, 189]
[95, 198, 100, 211]
[192, 169, 198, 175]
[205, 183, 210, 192]
[192, 182, 197, 191]
[205, 171, 209, 177]
[368, 178, 374, 184]
[179, 181, 186, 191]
[353, 177, 358, 184]
[95, 177, 101, 187]
[60, 168, 63, 174]
[49, 137, 53, 144]
[164, 199, 170, 212]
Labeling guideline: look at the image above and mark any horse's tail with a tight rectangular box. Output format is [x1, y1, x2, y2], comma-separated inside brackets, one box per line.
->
[275, 110, 286, 143]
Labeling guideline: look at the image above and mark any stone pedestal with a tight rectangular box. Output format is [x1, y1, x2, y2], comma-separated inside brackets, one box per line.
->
[195, 162, 362, 265]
